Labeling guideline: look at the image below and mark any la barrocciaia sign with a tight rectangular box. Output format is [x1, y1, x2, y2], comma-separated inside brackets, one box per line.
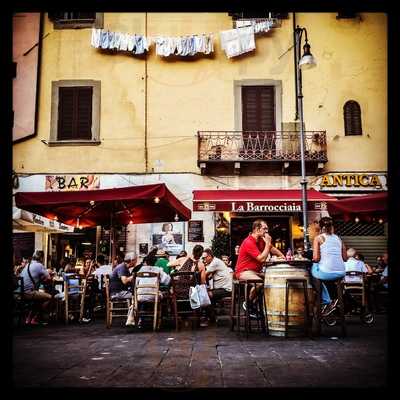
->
[193, 201, 327, 212]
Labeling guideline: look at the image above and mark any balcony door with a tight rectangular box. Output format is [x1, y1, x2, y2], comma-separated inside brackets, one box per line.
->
[241, 86, 276, 159]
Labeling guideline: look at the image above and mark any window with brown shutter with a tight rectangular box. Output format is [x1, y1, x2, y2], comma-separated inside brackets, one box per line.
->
[50, 12, 103, 29]
[242, 86, 275, 131]
[241, 85, 276, 156]
[57, 86, 93, 141]
[344, 100, 362, 136]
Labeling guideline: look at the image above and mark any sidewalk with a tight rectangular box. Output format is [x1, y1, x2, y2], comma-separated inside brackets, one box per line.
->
[13, 314, 387, 388]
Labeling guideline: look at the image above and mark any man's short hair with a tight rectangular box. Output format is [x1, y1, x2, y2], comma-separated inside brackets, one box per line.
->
[203, 248, 214, 257]
[124, 251, 137, 262]
[96, 254, 105, 264]
[347, 248, 357, 258]
[252, 219, 267, 232]
[32, 250, 44, 261]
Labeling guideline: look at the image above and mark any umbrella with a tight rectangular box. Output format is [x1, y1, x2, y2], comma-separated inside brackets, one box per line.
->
[15, 183, 191, 260]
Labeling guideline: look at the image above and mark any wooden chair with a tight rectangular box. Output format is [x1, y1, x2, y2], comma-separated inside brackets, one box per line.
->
[170, 271, 200, 331]
[104, 274, 132, 328]
[13, 276, 34, 326]
[64, 274, 85, 324]
[133, 271, 161, 331]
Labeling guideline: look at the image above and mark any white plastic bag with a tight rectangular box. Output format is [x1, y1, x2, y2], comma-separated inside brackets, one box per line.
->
[189, 286, 201, 309]
[196, 284, 211, 307]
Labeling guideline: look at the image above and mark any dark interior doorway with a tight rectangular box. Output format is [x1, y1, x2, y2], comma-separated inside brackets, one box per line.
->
[230, 215, 291, 257]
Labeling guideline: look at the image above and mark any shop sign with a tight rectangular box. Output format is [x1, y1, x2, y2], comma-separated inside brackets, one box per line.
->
[194, 201, 327, 212]
[317, 173, 387, 191]
[188, 220, 204, 242]
[45, 175, 100, 191]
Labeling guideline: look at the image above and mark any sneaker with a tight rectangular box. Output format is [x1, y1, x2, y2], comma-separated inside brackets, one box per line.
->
[81, 318, 91, 323]
[29, 317, 40, 325]
[200, 317, 209, 327]
[242, 301, 258, 319]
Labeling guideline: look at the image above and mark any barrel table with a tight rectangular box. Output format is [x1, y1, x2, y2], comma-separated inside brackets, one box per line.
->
[264, 261, 314, 337]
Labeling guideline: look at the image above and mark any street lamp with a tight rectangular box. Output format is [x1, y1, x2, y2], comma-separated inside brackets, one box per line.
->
[294, 26, 316, 253]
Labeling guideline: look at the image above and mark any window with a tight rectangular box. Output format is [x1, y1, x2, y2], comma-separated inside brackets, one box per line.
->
[49, 12, 103, 29]
[344, 100, 362, 136]
[240, 85, 277, 155]
[50, 80, 101, 146]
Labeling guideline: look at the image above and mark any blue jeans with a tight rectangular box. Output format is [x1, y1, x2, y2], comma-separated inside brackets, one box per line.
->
[311, 263, 345, 305]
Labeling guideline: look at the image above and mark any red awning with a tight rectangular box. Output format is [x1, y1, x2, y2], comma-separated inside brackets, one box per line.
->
[192, 188, 336, 212]
[328, 192, 387, 215]
[15, 183, 191, 228]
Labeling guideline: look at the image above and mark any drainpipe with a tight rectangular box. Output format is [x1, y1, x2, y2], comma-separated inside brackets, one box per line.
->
[293, 12, 299, 121]
[144, 12, 149, 173]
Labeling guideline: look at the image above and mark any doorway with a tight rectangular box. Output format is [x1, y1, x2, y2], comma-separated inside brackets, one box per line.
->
[230, 214, 291, 256]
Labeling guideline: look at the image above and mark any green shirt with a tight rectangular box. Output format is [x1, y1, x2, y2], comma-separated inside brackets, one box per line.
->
[155, 258, 170, 275]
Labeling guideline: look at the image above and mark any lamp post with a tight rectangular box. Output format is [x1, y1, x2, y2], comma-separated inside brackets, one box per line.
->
[294, 26, 316, 253]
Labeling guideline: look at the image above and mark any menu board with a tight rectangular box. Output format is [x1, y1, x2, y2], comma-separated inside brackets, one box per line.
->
[188, 220, 204, 242]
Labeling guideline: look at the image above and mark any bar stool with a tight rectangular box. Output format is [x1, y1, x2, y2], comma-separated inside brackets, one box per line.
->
[284, 278, 311, 338]
[230, 278, 267, 337]
[312, 277, 346, 338]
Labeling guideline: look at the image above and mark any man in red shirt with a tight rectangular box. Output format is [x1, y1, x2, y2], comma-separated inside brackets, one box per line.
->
[236, 219, 284, 310]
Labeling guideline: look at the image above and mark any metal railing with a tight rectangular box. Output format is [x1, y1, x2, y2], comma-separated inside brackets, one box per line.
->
[198, 131, 327, 163]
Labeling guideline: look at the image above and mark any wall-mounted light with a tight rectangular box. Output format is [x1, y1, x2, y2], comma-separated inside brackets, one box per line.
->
[378, 218, 383, 224]
[355, 217, 360, 223]
[129, 220, 133, 224]
[154, 197, 160, 204]
[90, 200, 95, 206]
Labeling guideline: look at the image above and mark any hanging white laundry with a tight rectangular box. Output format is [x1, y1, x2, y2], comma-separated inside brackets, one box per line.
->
[220, 26, 255, 58]
[91, 28, 102, 48]
[119, 32, 128, 51]
[238, 26, 255, 53]
[127, 34, 135, 52]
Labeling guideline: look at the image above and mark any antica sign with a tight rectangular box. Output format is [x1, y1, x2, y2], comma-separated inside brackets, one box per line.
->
[318, 173, 387, 191]
[45, 175, 100, 191]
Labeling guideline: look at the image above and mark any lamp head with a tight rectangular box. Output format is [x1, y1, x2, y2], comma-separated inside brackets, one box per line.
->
[299, 42, 316, 70]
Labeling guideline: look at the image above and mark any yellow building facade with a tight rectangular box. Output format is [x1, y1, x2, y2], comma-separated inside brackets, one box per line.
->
[13, 12, 387, 265]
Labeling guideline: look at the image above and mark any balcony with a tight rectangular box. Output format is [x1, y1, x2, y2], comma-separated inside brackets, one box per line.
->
[197, 131, 327, 175]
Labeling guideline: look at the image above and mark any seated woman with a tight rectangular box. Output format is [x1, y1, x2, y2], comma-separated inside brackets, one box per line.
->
[311, 217, 348, 313]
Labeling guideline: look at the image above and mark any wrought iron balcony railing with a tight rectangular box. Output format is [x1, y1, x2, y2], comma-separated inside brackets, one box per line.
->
[198, 131, 327, 163]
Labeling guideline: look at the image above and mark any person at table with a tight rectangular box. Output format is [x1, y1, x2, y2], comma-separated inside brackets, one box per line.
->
[19, 250, 55, 325]
[92, 254, 112, 290]
[109, 252, 137, 300]
[202, 248, 233, 323]
[354, 252, 373, 274]
[344, 248, 370, 274]
[155, 249, 171, 274]
[311, 217, 347, 314]
[235, 219, 274, 312]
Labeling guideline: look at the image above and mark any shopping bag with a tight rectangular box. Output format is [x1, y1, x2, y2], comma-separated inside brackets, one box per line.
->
[189, 286, 201, 309]
[196, 284, 211, 307]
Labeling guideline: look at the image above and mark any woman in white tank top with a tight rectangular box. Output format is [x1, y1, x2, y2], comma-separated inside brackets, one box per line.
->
[311, 217, 348, 306]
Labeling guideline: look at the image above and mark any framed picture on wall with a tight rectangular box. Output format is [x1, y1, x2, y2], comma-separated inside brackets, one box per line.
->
[151, 222, 184, 255]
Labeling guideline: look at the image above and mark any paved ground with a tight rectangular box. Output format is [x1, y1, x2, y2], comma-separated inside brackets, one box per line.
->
[13, 314, 387, 389]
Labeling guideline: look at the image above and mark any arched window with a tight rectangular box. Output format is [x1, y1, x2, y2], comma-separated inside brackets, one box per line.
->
[344, 100, 362, 136]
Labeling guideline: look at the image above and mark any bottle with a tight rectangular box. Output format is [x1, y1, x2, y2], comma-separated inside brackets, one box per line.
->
[286, 248, 292, 261]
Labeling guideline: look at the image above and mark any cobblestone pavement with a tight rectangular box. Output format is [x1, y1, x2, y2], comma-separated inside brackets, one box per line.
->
[13, 314, 387, 388]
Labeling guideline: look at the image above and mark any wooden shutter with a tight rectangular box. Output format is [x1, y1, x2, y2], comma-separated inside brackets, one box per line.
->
[242, 86, 275, 131]
[57, 86, 93, 140]
[344, 100, 362, 136]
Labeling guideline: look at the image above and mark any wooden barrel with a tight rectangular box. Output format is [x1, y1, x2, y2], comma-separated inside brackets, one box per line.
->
[264, 263, 314, 337]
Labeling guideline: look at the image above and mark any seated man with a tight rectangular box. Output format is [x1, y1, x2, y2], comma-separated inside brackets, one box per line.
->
[203, 249, 232, 303]
[19, 250, 54, 324]
[109, 252, 136, 300]
[202, 249, 233, 326]
[126, 255, 170, 327]
[92, 254, 112, 290]
[344, 248, 369, 281]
